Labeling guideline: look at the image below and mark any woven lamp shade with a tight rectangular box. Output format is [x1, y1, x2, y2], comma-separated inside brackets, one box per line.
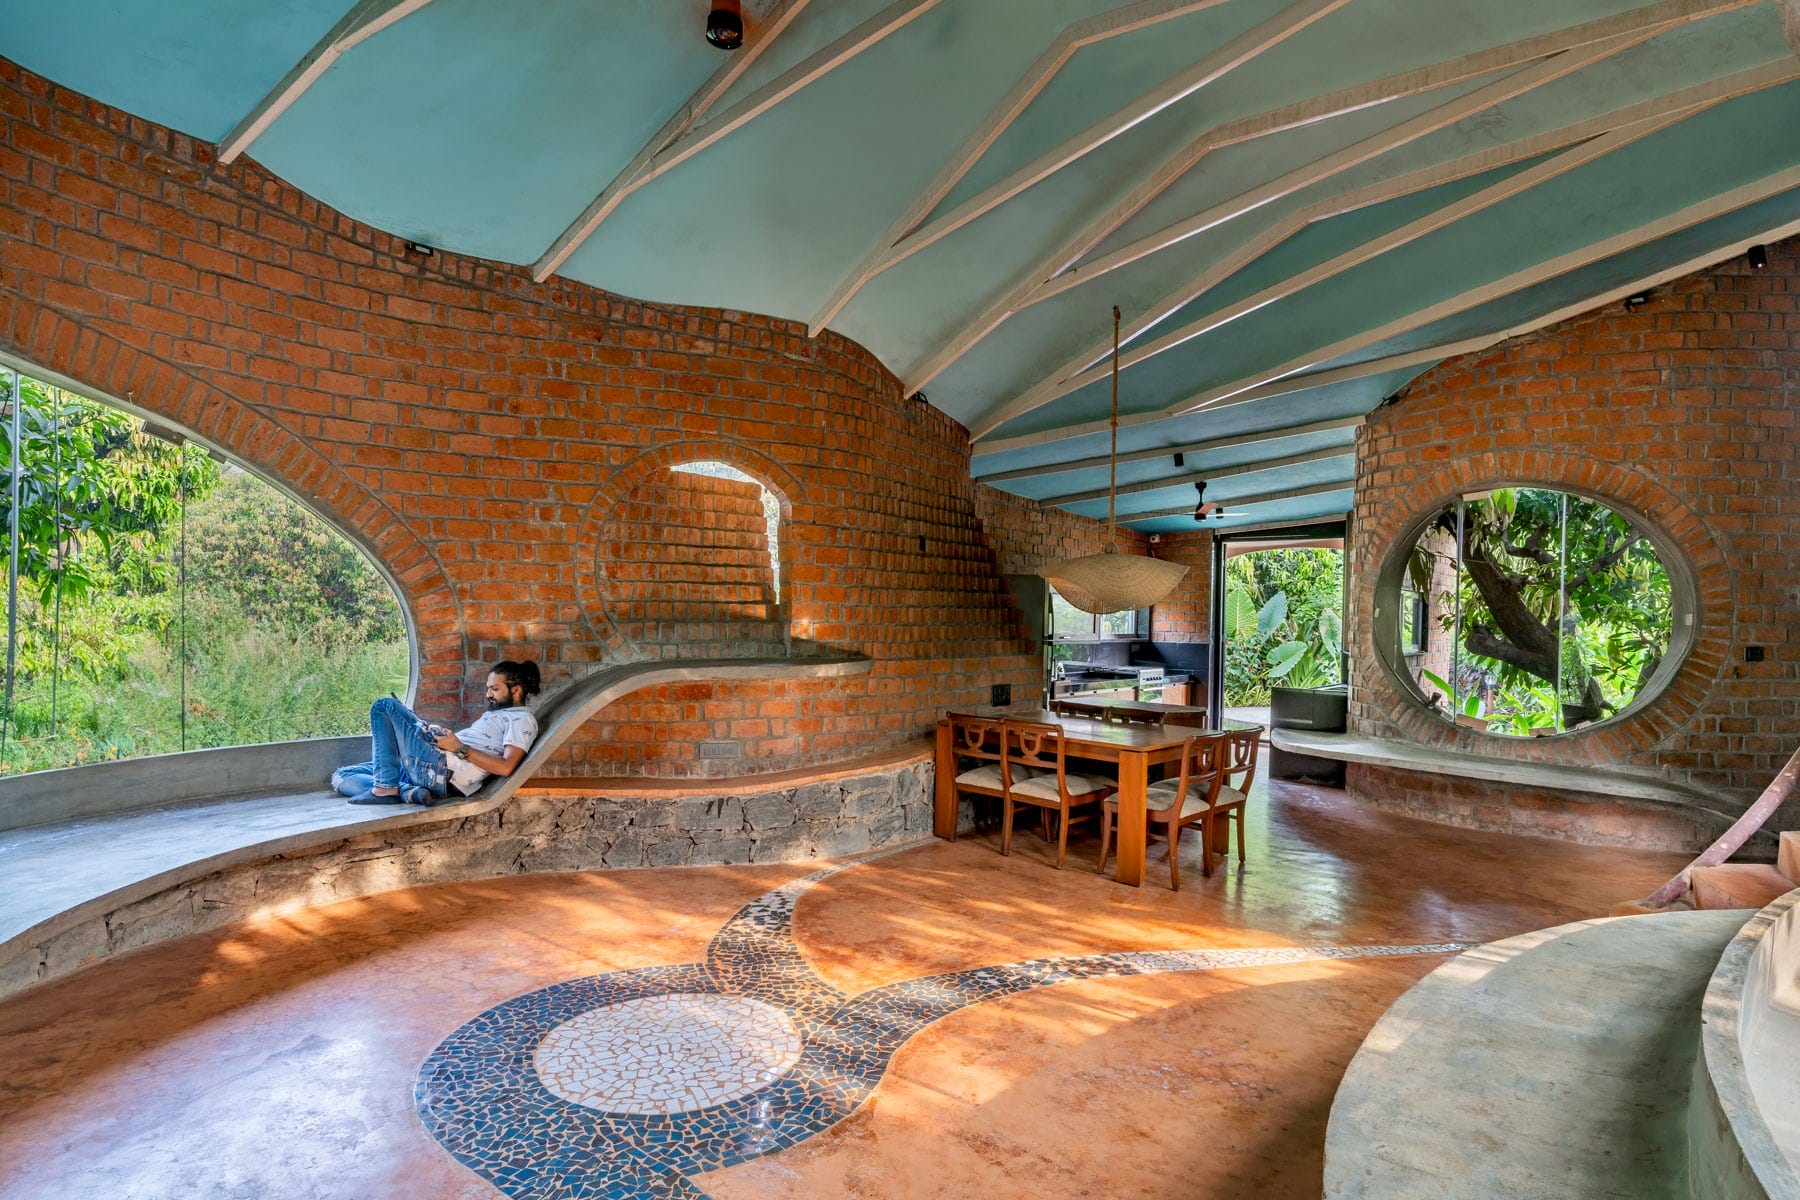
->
[1040, 551, 1187, 615]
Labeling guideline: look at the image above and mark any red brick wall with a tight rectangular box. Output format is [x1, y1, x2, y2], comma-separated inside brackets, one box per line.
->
[0, 59, 1095, 777]
[1349, 235, 1800, 798]
[596, 469, 782, 658]
[1147, 530, 1212, 642]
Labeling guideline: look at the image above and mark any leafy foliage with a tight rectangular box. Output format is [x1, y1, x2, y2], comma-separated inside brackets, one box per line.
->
[0, 376, 408, 774]
[1223, 549, 1343, 706]
[1412, 488, 1672, 734]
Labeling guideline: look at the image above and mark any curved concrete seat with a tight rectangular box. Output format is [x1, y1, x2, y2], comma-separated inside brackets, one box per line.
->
[1324, 910, 1759, 1199]
[1273, 728, 1748, 851]
[0, 653, 871, 997]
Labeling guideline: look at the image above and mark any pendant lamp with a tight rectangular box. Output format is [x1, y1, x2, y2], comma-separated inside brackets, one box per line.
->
[1038, 306, 1188, 615]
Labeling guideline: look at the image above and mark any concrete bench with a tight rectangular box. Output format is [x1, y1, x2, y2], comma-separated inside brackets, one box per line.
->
[0, 654, 874, 998]
[1270, 728, 1748, 852]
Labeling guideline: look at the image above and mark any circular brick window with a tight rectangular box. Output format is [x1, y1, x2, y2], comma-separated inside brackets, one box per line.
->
[1373, 486, 1695, 739]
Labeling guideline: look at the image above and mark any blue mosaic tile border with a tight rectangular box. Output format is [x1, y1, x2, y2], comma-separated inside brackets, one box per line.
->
[416, 853, 1474, 1199]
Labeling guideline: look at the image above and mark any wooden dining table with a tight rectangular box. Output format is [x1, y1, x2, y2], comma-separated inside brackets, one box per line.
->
[934, 709, 1260, 887]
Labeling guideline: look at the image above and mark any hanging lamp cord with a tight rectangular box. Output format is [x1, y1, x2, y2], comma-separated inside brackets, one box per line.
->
[1106, 304, 1120, 552]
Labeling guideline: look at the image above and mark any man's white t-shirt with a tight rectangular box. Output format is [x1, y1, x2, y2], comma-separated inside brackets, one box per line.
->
[446, 706, 538, 794]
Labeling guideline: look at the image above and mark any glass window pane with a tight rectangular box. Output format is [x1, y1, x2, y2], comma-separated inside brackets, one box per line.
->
[1049, 588, 1092, 639]
[1394, 486, 1674, 738]
[1099, 607, 1134, 636]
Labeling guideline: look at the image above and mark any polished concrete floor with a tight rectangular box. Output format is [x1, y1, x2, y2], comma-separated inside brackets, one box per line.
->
[0, 774, 1687, 1199]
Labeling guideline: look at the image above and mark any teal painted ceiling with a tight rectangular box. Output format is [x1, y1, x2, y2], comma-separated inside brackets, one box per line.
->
[5, 0, 1797, 531]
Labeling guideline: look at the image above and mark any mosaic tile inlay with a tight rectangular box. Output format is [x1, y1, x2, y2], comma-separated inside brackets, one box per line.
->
[416, 850, 1473, 1199]
[532, 993, 803, 1115]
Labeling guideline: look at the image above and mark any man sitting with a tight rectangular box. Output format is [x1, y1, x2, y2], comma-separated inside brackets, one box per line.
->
[332, 660, 542, 805]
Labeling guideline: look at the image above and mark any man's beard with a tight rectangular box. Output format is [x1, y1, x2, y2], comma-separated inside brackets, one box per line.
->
[486, 697, 510, 711]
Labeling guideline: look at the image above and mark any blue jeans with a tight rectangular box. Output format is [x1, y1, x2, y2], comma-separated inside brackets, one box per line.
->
[331, 697, 449, 801]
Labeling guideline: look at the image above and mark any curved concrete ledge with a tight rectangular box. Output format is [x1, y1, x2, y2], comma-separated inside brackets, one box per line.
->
[1695, 890, 1800, 1200]
[0, 653, 873, 998]
[1325, 910, 1753, 1199]
[0, 735, 368, 833]
[1276, 729, 1746, 851]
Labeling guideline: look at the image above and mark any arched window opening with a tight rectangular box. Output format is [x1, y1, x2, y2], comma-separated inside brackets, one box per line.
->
[671, 461, 781, 595]
[1385, 487, 1677, 737]
[0, 368, 409, 774]
[594, 460, 786, 659]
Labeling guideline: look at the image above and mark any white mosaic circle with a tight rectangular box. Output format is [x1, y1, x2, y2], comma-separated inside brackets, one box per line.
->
[532, 993, 803, 1115]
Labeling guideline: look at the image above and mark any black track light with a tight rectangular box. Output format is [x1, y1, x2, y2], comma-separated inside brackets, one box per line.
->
[1748, 244, 1768, 271]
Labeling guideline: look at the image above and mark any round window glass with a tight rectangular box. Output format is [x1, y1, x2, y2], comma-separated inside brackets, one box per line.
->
[1390, 487, 1675, 737]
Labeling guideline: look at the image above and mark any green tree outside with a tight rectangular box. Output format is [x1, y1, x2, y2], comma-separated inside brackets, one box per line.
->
[1222, 548, 1344, 706]
[0, 375, 408, 773]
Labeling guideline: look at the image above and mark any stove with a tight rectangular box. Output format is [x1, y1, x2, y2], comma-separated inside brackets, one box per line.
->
[1133, 667, 1166, 703]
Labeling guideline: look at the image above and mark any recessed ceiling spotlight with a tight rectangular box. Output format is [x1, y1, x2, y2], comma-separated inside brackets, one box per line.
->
[1747, 244, 1769, 271]
[706, 1, 744, 49]
[404, 240, 435, 257]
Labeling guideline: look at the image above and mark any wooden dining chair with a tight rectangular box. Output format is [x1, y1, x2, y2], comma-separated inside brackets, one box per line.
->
[1000, 719, 1115, 869]
[1097, 732, 1227, 890]
[945, 712, 1017, 839]
[1211, 724, 1263, 869]
[1109, 708, 1165, 726]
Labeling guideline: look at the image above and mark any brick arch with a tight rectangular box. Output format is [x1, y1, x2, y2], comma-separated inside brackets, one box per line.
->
[1351, 448, 1731, 765]
[0, 302, 468, 712]
[576, 441, 805, 662]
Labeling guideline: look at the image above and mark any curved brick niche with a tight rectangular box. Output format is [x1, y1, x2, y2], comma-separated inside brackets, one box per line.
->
[583, 449, 796, 662]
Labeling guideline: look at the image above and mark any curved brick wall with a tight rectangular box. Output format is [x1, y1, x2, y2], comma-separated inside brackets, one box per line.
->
[1349, 236, 1800, 800]
[0, 60, 1096, 778]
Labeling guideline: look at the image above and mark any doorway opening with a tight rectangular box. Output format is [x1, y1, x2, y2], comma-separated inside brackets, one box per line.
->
[1209, 522, 1346, 729]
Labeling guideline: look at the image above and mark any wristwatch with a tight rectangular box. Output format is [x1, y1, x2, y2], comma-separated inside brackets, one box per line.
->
[454, 747, 471, 760]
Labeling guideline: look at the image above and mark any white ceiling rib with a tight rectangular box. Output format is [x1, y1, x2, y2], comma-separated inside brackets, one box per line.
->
[1018, 54, 1796, 357]
[978, 59, 1797, 437]
[807, 0, 1238, 336]
[1133, 478, 1354, 520]
[989, 167, 1800, 457]
[915, 0, 1769, 403]
[978, 413, 1365, 483]
[534, 0, 939, 282]
[218, 0, 441, 165]
[863, 0, 1355, 289]
[1046, 443, 1352, 505]
[532, 0, 817, 283]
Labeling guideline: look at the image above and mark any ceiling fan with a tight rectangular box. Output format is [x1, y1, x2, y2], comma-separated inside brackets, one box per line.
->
[1193, 480, 1227, 521]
